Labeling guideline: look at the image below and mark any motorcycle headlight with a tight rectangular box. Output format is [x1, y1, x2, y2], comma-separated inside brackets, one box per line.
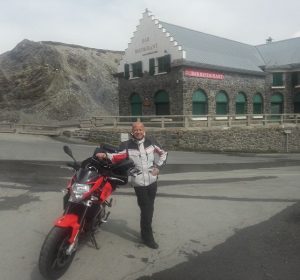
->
[71, 183, 91, 201]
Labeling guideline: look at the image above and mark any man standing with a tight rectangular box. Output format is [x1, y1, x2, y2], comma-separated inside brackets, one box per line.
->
[96, 122, 167, 249]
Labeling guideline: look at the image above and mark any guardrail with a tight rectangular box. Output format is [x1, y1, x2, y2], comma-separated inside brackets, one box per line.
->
[0, 123, 61, 135]
[0, 114, 299, 135]
[85, 114, 300, 129]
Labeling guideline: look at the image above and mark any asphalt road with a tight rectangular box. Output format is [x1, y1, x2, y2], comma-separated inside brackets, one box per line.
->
[0, 134, 300, 280]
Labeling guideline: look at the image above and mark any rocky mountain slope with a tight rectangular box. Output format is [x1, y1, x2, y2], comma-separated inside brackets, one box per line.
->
[0, 39, 123, 123]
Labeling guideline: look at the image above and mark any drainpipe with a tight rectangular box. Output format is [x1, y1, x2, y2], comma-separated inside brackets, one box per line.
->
[283, 129, 292, 152]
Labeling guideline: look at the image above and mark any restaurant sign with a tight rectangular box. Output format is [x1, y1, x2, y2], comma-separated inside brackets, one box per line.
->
[184, 69, 224, 80]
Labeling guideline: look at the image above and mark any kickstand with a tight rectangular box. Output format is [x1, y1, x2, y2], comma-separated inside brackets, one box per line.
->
[90, 233, 100, 250]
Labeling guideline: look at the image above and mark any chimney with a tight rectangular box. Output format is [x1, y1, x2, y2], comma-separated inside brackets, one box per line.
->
[266, 36, 273, 44]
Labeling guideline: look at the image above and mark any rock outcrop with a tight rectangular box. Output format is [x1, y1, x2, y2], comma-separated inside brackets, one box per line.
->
[0, 39, 123, 123]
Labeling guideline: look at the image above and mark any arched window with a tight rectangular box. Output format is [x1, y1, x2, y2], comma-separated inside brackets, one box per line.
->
[271, 92, 284, 115]
[130, 93, 142, 116]
[235, 92, 247, 114]
[192, 89, 208, 115]
[253, 93, 263, 114]
[154, 90, 170, 115]
[216, 91, 229, 115]
[294, 92, 300, 113]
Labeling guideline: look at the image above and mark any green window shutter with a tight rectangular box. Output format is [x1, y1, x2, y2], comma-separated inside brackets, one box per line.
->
[130, 93, 142, 116]
[216, 91, 228, 102]
[193, 90, 207, 102]
[155, 91, 169, 102]
[236, 93, 246, 103]
[292, 72, 300, 86]
[138, 61, 143, 77]
[271, 93, 283, 103]
[294, 93, 300, 113]
[236, 103, 245, 114]
[164, 54, 171, 73]
[253, 93, 263, 104]
[157, 55, 171, 73]
[192, 90, 207, 115]
[193, 103, 207, 115]
[124, 64, 129, 79]
[271, 93, 284, 115]
[253, 93, 263, 114]
[157, 56, 164, 73]
[216, 91, 228, 115]
[132, 61, 143, 78]
[149, 58, 155, 75]
[155, 91, 170, 115]
[216, 103, 228, 115]
[295, 92, 300, 102]
[292, 72, 297, 86]
[272, 73, 283, 86]
[253, 103, 263, 114]
[235, 93, 246, 114]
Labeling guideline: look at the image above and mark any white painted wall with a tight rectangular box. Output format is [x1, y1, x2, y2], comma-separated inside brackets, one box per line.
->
[117, 11, 184, 73]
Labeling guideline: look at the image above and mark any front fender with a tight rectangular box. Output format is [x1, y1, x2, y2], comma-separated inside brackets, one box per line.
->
[55, 214, 80, 243]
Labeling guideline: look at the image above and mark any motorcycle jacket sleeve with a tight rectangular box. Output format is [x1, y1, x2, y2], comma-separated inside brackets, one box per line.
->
[105, 142, 128, 163]
[151, 139, 168, 167]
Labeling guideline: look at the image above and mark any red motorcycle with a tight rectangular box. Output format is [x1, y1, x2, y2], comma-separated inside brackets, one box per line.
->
[39, 145, 134, 279]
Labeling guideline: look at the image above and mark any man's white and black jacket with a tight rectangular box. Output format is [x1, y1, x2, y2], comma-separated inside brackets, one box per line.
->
[106, 137, 167, 187]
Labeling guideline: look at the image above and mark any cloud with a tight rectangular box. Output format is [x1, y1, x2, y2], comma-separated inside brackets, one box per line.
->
[292, 31, 300, 38]
[0, 0, 300, 54]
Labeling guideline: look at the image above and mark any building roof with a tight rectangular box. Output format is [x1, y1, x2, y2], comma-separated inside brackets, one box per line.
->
[256, 37, 300, 70]
[160, 20, 300, 73]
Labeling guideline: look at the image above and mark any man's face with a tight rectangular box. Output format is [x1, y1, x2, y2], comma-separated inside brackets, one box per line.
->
[132, 123, 145, 140]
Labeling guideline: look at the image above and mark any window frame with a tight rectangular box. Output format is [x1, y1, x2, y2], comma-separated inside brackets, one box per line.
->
[216, 91, 229, 115]
[130, 93, 142, 116]
[192, 89, 208, 115]
[131, 61, 143, 78]
[154, 90, 170, 115]
[292, 72, 300, 87]
[252, 93, 263, 114]
[149, 54, 171, 75]
[235, 92, 247, 115]
[294, 92, 300, 113]
[272, 72, 284, 87]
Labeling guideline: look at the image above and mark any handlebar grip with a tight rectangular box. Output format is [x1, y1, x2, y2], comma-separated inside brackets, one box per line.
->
[91, 156, 110, 167]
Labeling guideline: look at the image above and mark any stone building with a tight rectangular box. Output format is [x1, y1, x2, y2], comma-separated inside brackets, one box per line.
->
[117, 10, 300, 118]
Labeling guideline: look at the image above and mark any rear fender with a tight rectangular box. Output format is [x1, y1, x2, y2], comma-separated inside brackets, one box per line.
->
[55, 214, 80, 243]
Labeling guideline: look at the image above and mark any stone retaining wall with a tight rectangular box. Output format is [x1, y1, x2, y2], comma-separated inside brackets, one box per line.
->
[78, 126, 300, 153]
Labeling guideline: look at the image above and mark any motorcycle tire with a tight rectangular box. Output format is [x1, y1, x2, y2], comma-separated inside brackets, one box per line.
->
[39, 226, 76, 279]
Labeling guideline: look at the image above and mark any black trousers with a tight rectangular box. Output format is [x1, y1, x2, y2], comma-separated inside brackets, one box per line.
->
[134, 182, 157, 241]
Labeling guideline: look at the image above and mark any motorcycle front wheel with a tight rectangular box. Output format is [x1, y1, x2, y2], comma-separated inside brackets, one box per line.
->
[39, 226, 76, 279]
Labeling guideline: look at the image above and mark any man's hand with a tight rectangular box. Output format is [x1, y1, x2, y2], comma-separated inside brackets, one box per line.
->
[95, 152, 107, 160]
[151, 167, 159, 176]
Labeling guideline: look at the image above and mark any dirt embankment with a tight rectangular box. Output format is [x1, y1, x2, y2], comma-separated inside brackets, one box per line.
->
[0, 39, 123, 124]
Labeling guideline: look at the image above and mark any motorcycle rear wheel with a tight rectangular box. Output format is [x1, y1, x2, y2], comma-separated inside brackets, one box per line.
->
[39, 226, 76, 279]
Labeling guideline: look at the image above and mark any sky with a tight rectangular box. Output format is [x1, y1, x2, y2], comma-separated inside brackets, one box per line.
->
[1, 0, 300, 55]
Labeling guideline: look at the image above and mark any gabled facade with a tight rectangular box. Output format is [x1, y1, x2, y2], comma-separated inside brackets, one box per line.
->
[117, 10, 300, 117]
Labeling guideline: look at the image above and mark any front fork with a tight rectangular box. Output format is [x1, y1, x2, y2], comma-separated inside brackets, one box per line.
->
[56, 200, 91, 255]
[56, 198, 113, 254]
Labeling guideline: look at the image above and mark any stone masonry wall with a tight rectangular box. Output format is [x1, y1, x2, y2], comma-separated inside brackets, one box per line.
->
[183, 71, 266, 115]
[118, 66, 298, 116]
[118, 70, 183, 116]
[84, 126, 300, 153]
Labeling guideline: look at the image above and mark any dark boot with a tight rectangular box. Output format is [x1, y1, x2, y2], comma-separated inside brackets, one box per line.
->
[144, 238, 159, 249]
[142, 232, 159, 249]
